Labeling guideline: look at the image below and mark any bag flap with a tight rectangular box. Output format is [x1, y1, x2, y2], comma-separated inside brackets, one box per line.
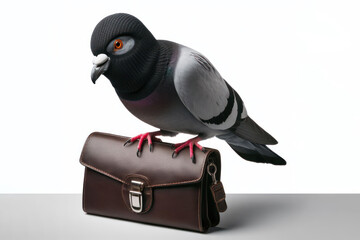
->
[79, 132, 220, 187]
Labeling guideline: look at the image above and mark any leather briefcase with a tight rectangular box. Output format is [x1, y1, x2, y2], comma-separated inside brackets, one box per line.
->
[79, 132, 227, 232]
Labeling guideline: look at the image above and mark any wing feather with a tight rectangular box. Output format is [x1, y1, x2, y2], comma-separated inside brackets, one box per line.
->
[174, 46, 239, 130]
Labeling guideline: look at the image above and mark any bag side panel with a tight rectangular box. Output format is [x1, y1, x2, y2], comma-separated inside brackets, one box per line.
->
[202, 153, 221, 229]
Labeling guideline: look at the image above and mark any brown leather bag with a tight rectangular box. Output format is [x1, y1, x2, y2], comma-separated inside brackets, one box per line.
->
[80, 132, 227, 232]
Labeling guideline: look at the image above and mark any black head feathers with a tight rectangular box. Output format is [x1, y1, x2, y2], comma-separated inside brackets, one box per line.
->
[91, 13, 156, 55]
[91, 13, 160, 93]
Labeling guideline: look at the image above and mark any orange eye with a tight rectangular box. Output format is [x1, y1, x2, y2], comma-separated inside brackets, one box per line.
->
[114, 39, 123, 50]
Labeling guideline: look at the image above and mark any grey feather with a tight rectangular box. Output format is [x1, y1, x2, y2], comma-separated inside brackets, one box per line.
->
[232, 116, 278, 145]
[174, 45, 238, 130]
[217, 132, 286, 165]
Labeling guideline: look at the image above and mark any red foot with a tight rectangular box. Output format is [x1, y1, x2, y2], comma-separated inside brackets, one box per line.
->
[124, 131, 162, 157]
[172, 136, 206, 163]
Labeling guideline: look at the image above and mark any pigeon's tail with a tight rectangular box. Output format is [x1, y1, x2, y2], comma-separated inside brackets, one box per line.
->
[228, 143, 286, 165]
[217, 133, 286, 165]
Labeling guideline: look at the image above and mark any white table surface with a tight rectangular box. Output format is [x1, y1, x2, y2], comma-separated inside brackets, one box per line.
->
[1, 194, 359, 240]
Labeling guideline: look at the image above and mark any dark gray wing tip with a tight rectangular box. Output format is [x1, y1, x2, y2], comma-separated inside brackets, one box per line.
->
[232, 117, 278, 145]
[228, 143, 286, 166]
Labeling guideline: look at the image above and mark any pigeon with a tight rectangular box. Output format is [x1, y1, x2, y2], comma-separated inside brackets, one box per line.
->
[90, 13, 286, 165]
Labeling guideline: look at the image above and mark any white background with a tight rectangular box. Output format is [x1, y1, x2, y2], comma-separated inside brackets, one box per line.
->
[1, 0, 359, 193]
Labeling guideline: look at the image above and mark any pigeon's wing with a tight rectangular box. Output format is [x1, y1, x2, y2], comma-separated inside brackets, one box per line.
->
[173, 45, 278, 145]
[173, 46, 244, 131]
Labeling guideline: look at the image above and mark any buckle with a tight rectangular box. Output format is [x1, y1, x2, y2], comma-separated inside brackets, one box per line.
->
[129, 180, 144, 213]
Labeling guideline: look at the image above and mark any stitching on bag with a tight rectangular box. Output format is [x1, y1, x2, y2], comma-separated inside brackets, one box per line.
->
[147, 153, 215, 187]
[80, 151, 219, 187]
[81, 162, 127, 184]
[81, 160, 207, 187]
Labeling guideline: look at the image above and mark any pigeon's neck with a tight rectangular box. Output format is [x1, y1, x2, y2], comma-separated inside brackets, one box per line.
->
[115, 40, 174, 101]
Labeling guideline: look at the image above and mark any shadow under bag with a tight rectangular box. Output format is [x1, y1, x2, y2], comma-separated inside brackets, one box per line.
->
[79, 132, 227, 232]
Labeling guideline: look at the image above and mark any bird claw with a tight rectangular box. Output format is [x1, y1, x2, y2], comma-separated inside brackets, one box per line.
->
[191, 155, 196, 164]
[137, 149, 142, 158]
[124, 131, 162, 157]
[172, 137, 203, 164]
[124, 138, 133, 146]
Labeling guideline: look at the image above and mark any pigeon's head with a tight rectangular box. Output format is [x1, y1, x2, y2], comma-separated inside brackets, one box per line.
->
[90, 13, 159, 93]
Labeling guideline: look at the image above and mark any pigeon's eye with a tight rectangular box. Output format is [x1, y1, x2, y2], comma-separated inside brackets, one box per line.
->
[114, 39, 123, 50]
[107, 36, 135, 56]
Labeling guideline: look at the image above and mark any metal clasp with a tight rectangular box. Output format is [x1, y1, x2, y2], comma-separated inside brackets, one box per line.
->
[207, 162, 218, 185]
[129, 180, 144, 213]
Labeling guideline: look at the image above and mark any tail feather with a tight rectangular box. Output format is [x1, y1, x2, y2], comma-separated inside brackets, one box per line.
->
[228, 143, 286, 165]
[217, 133, 286, 165]
[233, 116, 278, 145]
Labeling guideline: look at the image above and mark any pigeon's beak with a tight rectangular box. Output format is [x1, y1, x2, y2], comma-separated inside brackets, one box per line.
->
[91, 54, 110, 84]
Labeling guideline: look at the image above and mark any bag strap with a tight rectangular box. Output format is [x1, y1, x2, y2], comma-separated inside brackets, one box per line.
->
[207, 162, 227, 213]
